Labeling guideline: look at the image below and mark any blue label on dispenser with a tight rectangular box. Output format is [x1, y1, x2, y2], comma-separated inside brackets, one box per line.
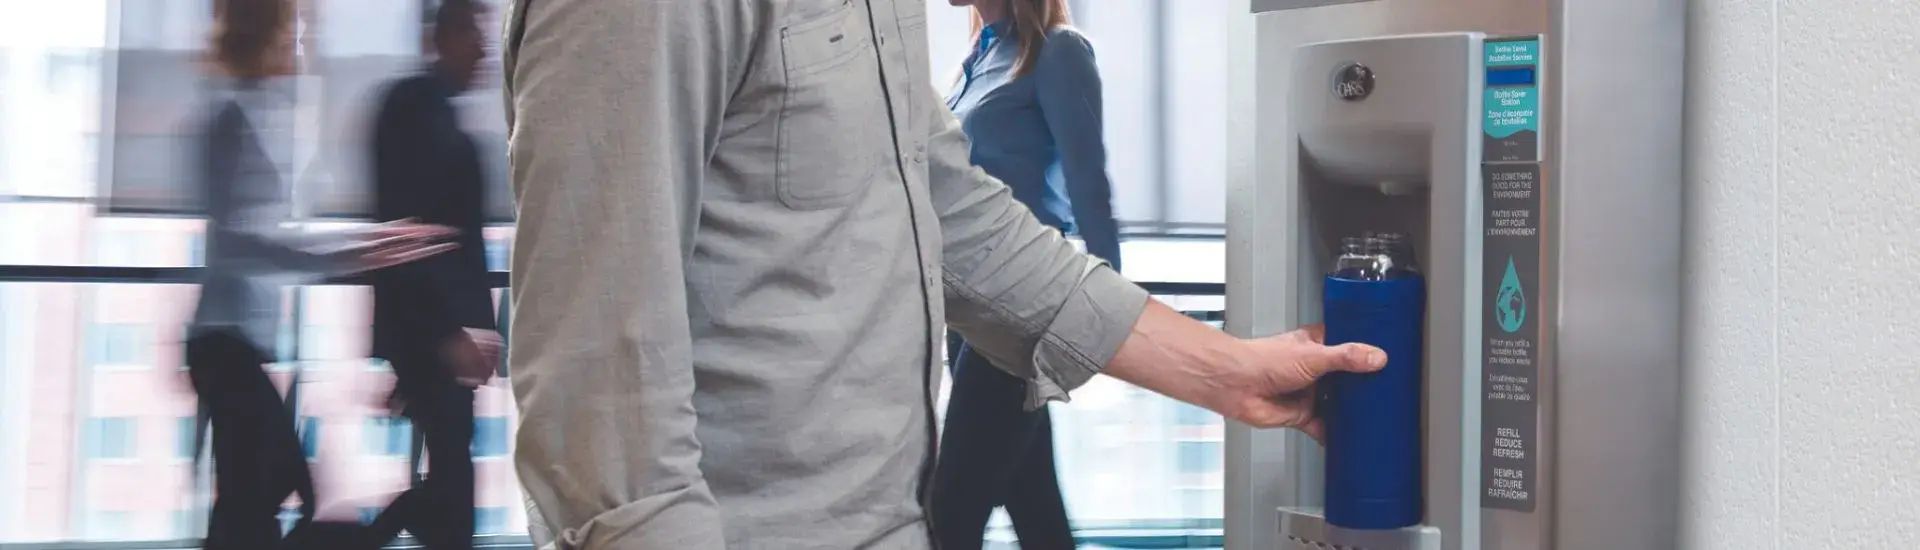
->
[1481, 163, 1542, 513]
[1483, 36, 1542, 162]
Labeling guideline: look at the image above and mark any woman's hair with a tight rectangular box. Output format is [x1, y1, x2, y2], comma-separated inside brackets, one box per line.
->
[968, 0, 1074, 78]
[208, 0, 294, 79]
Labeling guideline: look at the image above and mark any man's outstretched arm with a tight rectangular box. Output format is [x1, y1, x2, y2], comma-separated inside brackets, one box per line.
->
[923, 81, 1384, 432]
[503, 0, 750, 547]
[925, 93, 1147, 409]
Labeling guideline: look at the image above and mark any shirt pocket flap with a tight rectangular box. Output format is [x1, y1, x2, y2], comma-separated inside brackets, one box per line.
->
[782, 0, 870, 76]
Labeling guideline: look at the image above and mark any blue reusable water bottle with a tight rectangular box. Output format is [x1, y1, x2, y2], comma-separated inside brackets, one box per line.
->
[1321, 234, 1424, 529]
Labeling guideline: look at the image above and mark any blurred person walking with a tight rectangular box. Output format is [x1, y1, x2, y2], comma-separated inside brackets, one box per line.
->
[931, 1, 1122, 547]
[187, 1, 456, 549]
[360, 1, 501, 548]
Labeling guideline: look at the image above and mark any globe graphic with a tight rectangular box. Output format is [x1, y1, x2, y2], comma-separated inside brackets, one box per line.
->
[1496, 283, 1526, 331]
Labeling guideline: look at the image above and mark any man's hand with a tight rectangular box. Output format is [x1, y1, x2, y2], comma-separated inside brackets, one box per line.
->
[1222, 324, 1384, 440]
[1101, 301, 1386, 441]
[332, 218, 461, 274]
[442, 328, 504, 387]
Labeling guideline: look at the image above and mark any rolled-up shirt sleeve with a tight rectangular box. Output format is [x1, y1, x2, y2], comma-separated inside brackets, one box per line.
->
[502, 0, 745, 547]
[923, 84, 1150, 411]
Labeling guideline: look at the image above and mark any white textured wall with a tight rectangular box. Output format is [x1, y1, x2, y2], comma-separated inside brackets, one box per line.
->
[1681, 1, 1920, 548]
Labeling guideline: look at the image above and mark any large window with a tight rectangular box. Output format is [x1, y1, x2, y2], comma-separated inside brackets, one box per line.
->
[0, 1, 1233, 546]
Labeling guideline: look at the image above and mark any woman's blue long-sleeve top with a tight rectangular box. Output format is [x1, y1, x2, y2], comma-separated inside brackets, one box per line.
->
[946, 21, 1122, 270]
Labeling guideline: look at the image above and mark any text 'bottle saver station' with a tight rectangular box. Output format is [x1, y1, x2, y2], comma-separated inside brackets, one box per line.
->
[1321, 233, 1424, 529]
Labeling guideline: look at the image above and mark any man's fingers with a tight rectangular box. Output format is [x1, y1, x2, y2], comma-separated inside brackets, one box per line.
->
[360, 233, 431, 250]
[369, 226, 456, 243]
[361, 243, 459, 269]
[463, 328, 504, 347]
[385, 242, 459, 261]
[349, 224, 462, 272]
[1235, 400, 1289, 428]
[1235, 388, 1317, 429]
[1238, 395, 1325, 442]
[410, 242, 460, 259]
[1310, 342, 1387, 377]
[409, 224, 459, 239]
[1283, 342, 1386, 386]
[367, 221, 458, 241]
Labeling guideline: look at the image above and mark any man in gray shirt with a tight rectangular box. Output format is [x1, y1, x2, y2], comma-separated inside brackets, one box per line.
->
[500, 1, 1386, 548]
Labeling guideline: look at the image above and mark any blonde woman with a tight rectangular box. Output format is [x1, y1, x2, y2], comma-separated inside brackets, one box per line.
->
[935, 0, 1121, 547]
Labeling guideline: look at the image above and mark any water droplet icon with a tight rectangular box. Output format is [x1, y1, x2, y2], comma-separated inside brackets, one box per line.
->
[1496, 256, 1527, 333]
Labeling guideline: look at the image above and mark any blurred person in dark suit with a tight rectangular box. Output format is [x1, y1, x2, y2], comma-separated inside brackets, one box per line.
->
[362, 1, 499, 548]
[187, 1, 456, 549]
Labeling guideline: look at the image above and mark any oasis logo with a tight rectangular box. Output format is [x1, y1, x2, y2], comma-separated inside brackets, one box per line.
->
[1333, 63, 1375, 101]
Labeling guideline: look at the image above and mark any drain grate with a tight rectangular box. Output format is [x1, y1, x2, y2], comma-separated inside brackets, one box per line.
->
[1286, 534, 1373, 550]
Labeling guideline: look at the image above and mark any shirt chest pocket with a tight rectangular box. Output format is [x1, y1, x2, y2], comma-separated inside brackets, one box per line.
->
[777, 0, 891, 210]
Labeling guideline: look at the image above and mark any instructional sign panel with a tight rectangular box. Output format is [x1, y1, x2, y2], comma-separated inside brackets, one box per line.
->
[1483, 36, 1542, 162]
[1480, 162, 1542, 512]
[1485, 38, 1540, 67]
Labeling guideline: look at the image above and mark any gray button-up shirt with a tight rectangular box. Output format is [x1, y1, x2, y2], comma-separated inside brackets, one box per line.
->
[501, 1, 1150, 548]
